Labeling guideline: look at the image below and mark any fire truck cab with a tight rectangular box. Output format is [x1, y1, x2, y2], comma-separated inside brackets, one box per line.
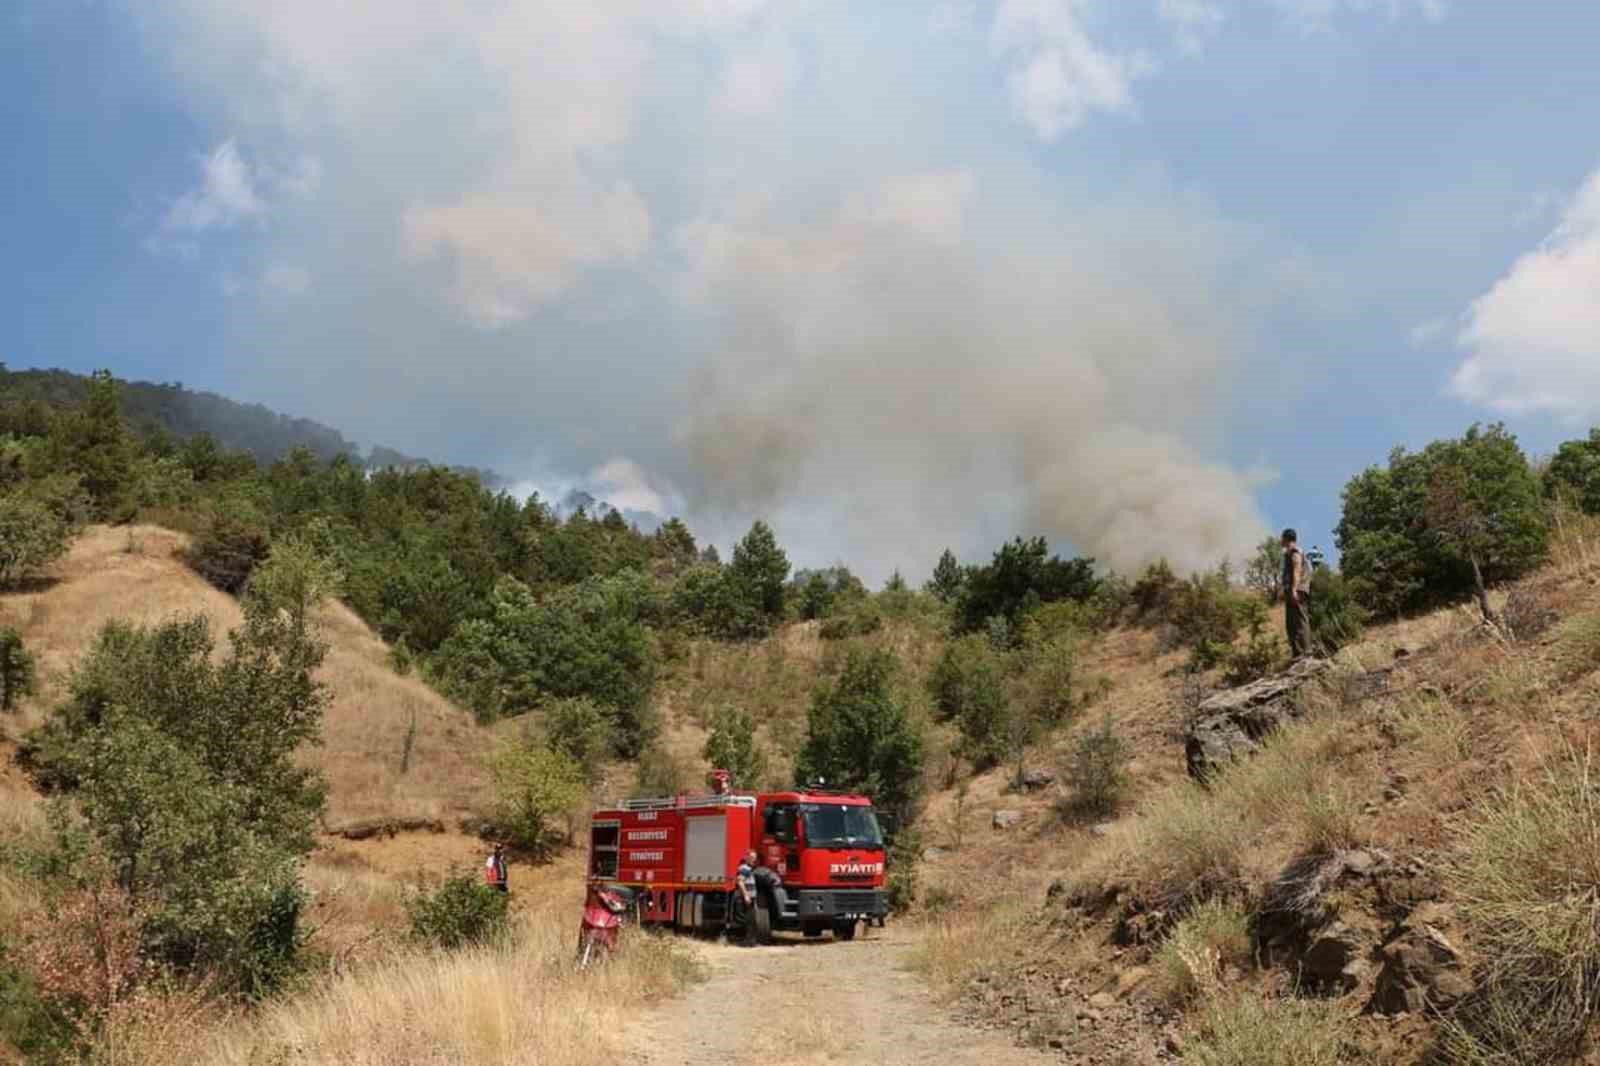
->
[586, 775, 888, 942]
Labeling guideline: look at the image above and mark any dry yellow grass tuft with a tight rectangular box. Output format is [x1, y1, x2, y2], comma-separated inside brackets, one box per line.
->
[0, 524, 489, 827]
[90, 884, 700, 1066]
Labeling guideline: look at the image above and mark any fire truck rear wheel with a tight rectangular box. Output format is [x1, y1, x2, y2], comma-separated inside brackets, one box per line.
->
[832, 919, 858, 941]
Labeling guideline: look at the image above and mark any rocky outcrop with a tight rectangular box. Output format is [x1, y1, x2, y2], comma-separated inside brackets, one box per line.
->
[991, 809, 1023, 830]
[1367, 903, 1472, 1015]
[1185, 658, 1331, 780]
[328, 816, 446, 840]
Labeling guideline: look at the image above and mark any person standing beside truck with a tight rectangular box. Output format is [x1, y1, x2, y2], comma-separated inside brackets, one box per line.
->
[731, 849, 758, 946]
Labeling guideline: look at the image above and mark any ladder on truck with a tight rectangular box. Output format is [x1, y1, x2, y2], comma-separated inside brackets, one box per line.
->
[619, 794, 755, 812]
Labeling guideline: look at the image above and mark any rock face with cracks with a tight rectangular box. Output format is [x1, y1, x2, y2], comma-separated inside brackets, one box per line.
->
[1184, 658, 1330, 781]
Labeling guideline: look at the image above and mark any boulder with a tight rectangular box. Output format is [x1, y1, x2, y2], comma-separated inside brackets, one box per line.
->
[1368, 905, 1472, 1016]
[992, 809, 1023, 830]
[1184, 658, 1330, 781]
[1019, 768, 1056, 791]
[1301, 922, 1370, 994]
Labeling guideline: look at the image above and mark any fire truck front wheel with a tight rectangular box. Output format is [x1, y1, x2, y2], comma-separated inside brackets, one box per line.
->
[751, 896, 773, 945]
[832, 919, 857, 941]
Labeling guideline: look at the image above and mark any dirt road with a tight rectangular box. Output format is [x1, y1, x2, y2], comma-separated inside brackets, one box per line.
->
[622, 925, 1055, 1066]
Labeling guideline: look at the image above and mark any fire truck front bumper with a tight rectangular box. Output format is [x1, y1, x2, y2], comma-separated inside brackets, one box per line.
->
[787, 888, 887, 921]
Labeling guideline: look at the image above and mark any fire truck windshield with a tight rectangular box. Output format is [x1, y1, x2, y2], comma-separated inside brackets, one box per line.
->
[800, 804, 884, 850]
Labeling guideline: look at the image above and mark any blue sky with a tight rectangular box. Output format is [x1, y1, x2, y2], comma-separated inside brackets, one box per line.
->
[4, 1, 1598, 580]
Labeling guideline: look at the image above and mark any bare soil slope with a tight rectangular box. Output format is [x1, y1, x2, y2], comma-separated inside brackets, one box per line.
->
[0, 525, 489, 827]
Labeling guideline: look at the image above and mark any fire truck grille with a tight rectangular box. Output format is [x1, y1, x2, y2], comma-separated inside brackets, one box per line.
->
[831, 890, 880, 912]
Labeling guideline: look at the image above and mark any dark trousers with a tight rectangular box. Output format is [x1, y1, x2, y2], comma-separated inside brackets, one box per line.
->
[1286, 596, 1313, 657]
[730, 894, 755, 944]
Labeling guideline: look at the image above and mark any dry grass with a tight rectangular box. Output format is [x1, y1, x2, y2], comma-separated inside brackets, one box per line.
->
[87, 885, 700, 1066]
[0, 525, 489, 826]
[1435, 742, 1600, 1065]
[906, 893, 1041, 995]
[1155, 898, 1252, 1005]
[1186, 992, 1352, 1066]
[1070, 710, 1369, 906]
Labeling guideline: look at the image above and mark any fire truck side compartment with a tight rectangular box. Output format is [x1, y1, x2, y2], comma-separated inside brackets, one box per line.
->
[684, 814, 727, 883]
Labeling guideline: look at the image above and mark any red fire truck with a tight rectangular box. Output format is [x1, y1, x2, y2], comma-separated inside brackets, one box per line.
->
[585, 771, 888, 942]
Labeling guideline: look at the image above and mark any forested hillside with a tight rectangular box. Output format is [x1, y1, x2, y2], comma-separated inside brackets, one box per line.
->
[4, 369, 1600, 1064]
[0, 364, 487, 478]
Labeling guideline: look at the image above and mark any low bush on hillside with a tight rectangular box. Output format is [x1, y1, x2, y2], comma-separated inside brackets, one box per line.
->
[0, 495, 70, 589]
[818, 601, 882, 640]
[702, 705, 768, 789]
[631, 744, 698, 799]
[1188, 992, 1351, 1066]
[1437, 745, 1600, 1065]
[407, 874, 509, 950]
[0, 628, 37, 711]
[183, 509, 270, 594]
[1308, 568, 1367, 655]
[22, 540, 335, 998]
[1061, 713, 1132, 820]
[488, 737, 585, 858]
[1222, 620, 1286, 687]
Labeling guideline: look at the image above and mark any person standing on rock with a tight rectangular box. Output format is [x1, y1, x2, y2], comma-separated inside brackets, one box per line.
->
[1282, 528, 1314, 659]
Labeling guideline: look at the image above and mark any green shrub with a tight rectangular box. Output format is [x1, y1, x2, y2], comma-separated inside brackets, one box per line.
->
[819, 600, 882, 640]
[542, 697, 617, 782]
[1338, 423, 1548, 619]
[702, 706, 767, 789]
[796, 647, 926, 832]
[1063, 713, 1132, 819]
[0, 495, 70, 588]
[0, 627, 37, 711]
[1308, 569, 1366, 655]
[1131, 559, 1180, 622]
[631, 744, 697, 800]
[0, 955, 80, 1064]
[1223, 618, 1285, 687]
[488, 738, 585, 858]
[886, 828, 922, 913]
[927, 636, 1010, 767]
[407, 874, 509, 949]
[23, 542, 332, 996]
[1171, 569, 1258, 665]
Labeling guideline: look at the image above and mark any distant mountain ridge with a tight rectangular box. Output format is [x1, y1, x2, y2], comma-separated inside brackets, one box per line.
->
[0, 365, 501, 485]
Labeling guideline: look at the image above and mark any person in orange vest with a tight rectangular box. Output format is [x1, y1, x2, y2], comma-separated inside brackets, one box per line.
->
[485, 841, 509, 894]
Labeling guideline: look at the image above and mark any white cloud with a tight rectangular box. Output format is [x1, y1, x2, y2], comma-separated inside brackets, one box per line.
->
[162, 139, 265, 233]
[1451, 168, 1600, 420]
[991, 0, 1151, 141]
[1263, 0, 1448, 31]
